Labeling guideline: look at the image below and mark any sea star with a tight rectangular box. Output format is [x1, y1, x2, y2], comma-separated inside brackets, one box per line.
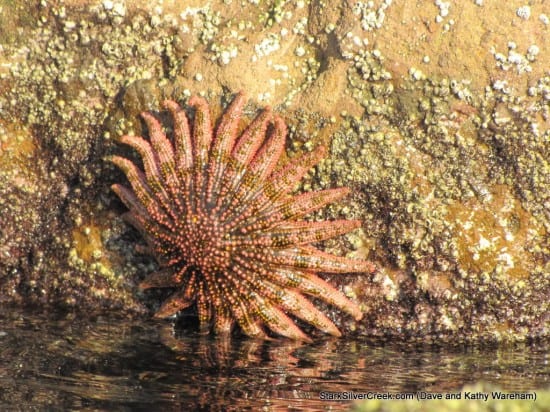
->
[110, 92, 375, 342]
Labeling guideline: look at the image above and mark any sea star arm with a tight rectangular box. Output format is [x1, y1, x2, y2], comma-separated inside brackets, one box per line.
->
[268, 145, 327, 196]
[109, 156, 174, 229]
[249, 115, 287, 180]
[277, 288, 342, 337]
[277, 188, 352, 220]
[252, 246, 374, 275]
[152, 275, 196, 318]
[228, 187, 351, 235]
[111, 183, 149, 220]
[188, 96, 213, 173]
[212, 307, 233, 334]
[118, 135, 161, 188]
[251, 293, 312, 342]
[234, 145, 327, 225]
[231, 107, 273, 167]
[214, 107, 273, 214]
[234, 256, 363, 321]
[292, 270, 363, 320]
[227, 264, 313, 341]
[237, 219, 361, 247]
[117, 135, 178, 222]
[140, 112, 179, 191]
[205, 91, 246, 207]
[162, 100, 194, 171]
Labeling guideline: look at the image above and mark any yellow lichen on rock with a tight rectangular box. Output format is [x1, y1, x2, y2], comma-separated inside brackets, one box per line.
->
[447, 184, 544, 280]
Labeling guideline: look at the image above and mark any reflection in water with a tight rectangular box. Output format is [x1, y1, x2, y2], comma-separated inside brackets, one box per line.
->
[0, 310, 548, 410]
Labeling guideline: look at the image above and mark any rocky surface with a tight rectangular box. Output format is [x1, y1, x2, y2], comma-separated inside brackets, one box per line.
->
[0, 0, 548, 341]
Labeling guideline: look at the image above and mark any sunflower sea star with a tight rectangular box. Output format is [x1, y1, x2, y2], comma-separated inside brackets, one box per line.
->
[110, 92, 375, 342]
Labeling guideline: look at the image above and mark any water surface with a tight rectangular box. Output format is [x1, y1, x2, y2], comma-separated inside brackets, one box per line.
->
[0, 310, 547, 411]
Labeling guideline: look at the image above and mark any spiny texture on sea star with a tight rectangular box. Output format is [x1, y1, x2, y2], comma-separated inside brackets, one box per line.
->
[110, 92, 375, 342]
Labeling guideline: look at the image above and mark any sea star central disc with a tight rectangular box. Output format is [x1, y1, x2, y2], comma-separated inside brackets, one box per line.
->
[185, 212, 231, 273]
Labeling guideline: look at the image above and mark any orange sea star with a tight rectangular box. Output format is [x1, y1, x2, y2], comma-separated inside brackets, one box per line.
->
[110, 92, 375, 342]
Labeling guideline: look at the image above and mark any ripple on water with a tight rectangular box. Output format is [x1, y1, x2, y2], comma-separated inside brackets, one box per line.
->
[0, 310, 548, 410]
